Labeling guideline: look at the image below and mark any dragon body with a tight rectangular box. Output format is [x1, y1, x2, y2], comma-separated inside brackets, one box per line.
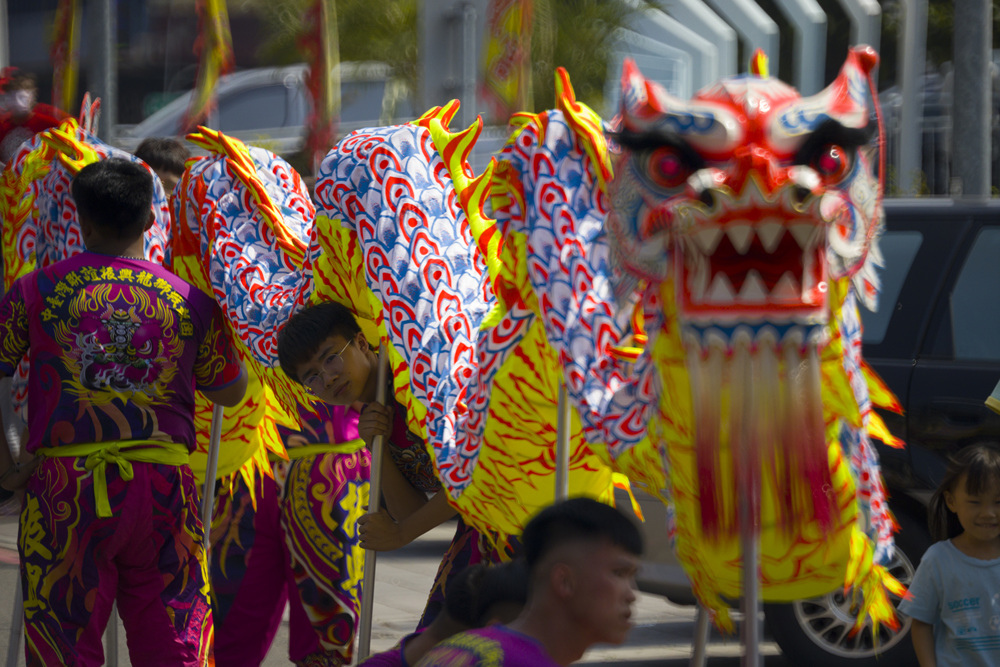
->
[0, 49, 906, 637]
[488, 47, 905, 630]
[211, 47, 902, 636]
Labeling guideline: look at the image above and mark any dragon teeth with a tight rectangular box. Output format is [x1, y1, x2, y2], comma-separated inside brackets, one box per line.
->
[758, 220, 784, 253]
[771, 272, 800, 301]
[727, 224, 753, 254]
[706, 273, 735, 303]
[696, 227, 724, 255]
[789, 222, 819, 250]
[739, 270, 768, 303]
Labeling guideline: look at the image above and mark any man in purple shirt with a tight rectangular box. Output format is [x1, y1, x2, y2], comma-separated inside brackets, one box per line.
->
[415, 497, 643, 667]
[0, 158, 247, 666]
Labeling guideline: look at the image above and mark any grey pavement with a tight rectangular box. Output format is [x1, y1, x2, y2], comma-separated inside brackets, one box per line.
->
[0, 498, 787, 666]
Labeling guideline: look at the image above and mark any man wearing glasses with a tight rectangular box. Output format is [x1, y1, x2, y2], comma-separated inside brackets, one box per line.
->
[277, 301, 514, 635]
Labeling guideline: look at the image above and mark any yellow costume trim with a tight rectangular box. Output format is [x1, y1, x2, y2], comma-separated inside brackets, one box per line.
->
[269, 438, 366, 462]
[188, 127, 308, 268]
[38, 440, 190, 518]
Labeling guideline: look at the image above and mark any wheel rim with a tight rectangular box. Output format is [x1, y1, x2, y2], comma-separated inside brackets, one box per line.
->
[791, 547, 915, 658]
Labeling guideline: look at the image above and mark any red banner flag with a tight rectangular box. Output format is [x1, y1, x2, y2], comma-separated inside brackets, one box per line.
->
[50, 0, 81, 113]
[298, 0, 340, 171]
[182, 0, 235, 133]
[481, 0, 533, 124]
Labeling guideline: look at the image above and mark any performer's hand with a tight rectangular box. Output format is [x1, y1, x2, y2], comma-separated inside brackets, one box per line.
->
[358, 402, 393, 447]
[358, 507, 410, 551]
[0, 455, 38, 492]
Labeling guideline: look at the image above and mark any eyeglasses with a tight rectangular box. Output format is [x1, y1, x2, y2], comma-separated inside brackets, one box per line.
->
[302, 339, 352, 394]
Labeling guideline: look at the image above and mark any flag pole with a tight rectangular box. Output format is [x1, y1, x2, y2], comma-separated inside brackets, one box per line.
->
[200, 403, 225, 541]
[555, 384, 571, 501]
[357, 342, 388, 659]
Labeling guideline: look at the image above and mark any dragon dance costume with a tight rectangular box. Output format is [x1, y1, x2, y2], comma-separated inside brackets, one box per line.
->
[0, 122, 303, 664]
[211, 401, 369, 666]
[485, 47, 904, 632]
[1, 41, 908, 659]
[0, 251, 243, 666]
[209, 45, 904, 642]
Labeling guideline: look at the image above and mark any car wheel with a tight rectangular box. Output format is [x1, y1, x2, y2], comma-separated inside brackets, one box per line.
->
[763, 508, 932, 666]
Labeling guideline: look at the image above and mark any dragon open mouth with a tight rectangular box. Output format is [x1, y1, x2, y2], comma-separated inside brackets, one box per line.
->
[675, 199, 829, 331]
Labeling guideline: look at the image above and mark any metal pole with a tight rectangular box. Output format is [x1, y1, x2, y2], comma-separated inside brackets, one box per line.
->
[0, 0, 9, 70]
[104, 603, 118, 667]
[952, 0, 993, 197]
[690, 604, 711, 667]
[554, 385, 571, 501]
[737, 345, 761, 667]
[898, 0, 927, 195]
[94, 0, 116, 141]
[200, 403, 225, 537]
[357, 342, 389, 660]
[739, 491, 762, 667]
[5, 584, 21, 667]
[460, 1, 478, 128]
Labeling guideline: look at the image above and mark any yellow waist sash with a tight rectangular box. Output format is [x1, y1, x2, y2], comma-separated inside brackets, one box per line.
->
[38, 440, 190, 518]
[269, 438, 366, 463]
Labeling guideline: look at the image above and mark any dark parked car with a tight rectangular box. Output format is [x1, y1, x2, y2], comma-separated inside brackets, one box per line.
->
[629, 197, 1000, 666]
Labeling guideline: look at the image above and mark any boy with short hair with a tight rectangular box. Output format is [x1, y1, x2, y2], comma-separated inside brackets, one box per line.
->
[0, 157, 247, 666]
[134, 136, 191, 195]
[415, 497, 643, 666]
[277, 300, 513, 631]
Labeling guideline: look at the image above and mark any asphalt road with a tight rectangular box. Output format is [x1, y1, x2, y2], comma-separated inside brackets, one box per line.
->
[0, 498, 789, 665]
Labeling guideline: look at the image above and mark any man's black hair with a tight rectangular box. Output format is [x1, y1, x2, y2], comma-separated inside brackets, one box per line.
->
[474, 559, 529, 626]
[134, 137, 191, 179]
[442, 563, 487, 628]
[1, 68, 36, 93]
[276, 300, 363, 383]
[521, 497, 643, 571]
[71, 158, 153, 240]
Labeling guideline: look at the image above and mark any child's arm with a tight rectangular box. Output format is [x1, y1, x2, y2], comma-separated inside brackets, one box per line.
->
[910, 619, 936, 667]
[378, 444, 429, 520]
[359, 490, 457, 551]
[358, 402, 427, 518]
[357, 401, 459, 550]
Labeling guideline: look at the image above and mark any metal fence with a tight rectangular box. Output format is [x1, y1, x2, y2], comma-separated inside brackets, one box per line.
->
[880, 83, 1000, 197]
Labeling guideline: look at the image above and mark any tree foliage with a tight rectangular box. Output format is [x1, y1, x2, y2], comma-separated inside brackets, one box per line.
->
[882, 0, 1000, 77]
[247, 0, 418, 90]
[241, 0, 639, 117]
[528, 0, 640, 112]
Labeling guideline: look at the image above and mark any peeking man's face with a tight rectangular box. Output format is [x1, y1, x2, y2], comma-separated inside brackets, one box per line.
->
[4, 88, 36, 120]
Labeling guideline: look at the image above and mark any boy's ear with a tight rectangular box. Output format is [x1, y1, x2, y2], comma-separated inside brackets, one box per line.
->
[79, 216, 93, 241]
[551, 561, 574, 599]
[144, 210, 155, 231]
[355, 330, 368, 351]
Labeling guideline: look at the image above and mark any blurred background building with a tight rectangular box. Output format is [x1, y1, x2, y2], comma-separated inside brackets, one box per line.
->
[2, 0, 997, 194]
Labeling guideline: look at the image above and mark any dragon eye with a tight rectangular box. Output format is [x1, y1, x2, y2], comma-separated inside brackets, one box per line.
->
[645, 146, 691, 189]
[811, 144, 852, 181]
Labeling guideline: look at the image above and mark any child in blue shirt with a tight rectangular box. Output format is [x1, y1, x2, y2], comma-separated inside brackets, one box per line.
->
[899, 444, 1000, 666]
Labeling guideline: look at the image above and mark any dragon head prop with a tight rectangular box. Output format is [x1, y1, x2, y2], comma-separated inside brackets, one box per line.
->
[608, 46, 882, 345]
[589, 48, 900, 630]
[605, 47, 886, 534]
